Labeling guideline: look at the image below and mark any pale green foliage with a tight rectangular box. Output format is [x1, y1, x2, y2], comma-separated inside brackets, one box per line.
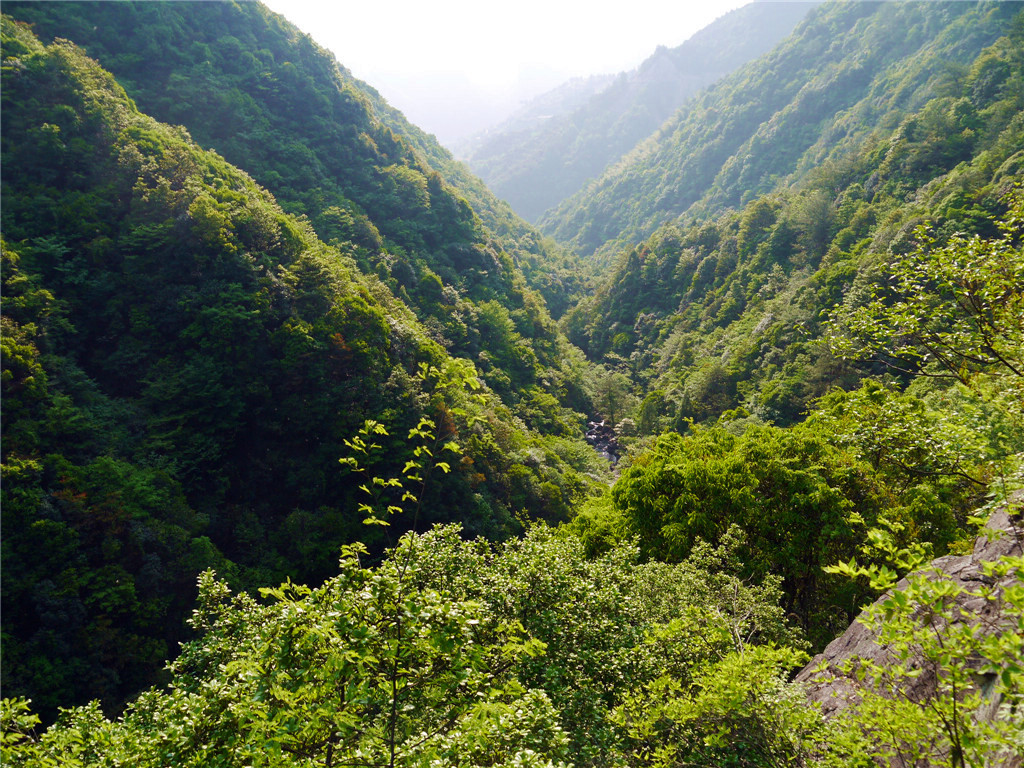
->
[0, 699, 116, 768]
[483, 529, 650, 765]
[589, 367, 636, 427]
[2, 519, 814, 767]
[487, 525, 808, 766]
[610, 530, 825, 767]
[339, 361, 474, 531]
[836, 554, 1024, 768]
[341, 415, 459, 526]
[3, 541, 559, 767]
[426, 689, 571, 768]
[560, 491, 628, 558]
[0, 698, 43, 766]
[630, 526, 805, 652]
[817, 194, 1024, 567]
[809, 380, 992, 486]
[826, 517, 932, 593]
[613, 644, 825, 768]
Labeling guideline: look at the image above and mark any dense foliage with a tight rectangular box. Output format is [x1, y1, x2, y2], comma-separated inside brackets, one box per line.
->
[0, 15, 606, 718]
[541, 1, 1021, 264]
[6, 0, 584, 340]
[570, 190, 1024, 647]
[5, 522, 1021, 767]
[461, 2, 811, 223]
[0, 523, 817, 767]
[2, 0, 1023, 763]
[562, 3, 1024, 435]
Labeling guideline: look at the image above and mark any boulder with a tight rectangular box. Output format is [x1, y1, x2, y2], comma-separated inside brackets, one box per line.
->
[795, 495, 1023, 765]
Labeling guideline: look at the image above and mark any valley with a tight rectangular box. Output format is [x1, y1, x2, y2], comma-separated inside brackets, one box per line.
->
[2, 2, 1022, 765]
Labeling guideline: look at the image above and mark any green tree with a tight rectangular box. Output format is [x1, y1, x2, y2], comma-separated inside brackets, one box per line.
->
[614, 644, 824, 768]
[612, 424, 884, 643]
[833, 554, 1024, 768]
[612, 528, 822, 767]
[828, 192, 1023, 400]
[591, 368, 634, 426]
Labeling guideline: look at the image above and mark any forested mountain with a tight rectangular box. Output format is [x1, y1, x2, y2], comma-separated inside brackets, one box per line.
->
[3, 1, 1024, 765]
[542, 0, 1020, 263]
[563, 0, 1024, 428]
[462, 2, 814, 223]
[0, 10, 607, 718]
[5, 1, 584, 317]
[455, 72, 616, 157]
[350, 78, 589, 318]
[557, 0, 1024, 697]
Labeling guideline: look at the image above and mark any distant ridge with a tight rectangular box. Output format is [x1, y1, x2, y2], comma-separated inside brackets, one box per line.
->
[540, 0, 1021, 262]
[462, 1, 815, 222]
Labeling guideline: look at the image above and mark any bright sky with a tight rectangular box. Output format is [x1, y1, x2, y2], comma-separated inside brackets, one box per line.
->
[263, 0, 750, 87]
[261, 0, 752, 144]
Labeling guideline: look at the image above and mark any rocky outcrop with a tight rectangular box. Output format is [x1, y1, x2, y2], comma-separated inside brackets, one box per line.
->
[586, 420, 620, 464]
[796, 496, 1023, 764]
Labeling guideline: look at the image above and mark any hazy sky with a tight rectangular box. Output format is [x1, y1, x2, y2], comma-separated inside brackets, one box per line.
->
[262, 0, 751, 88]
[261, 0, 752, 145]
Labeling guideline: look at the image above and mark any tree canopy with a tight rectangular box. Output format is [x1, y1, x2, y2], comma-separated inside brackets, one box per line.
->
[2, 1, 1023, 762]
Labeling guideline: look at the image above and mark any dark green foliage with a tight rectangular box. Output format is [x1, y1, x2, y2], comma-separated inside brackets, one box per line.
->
[0, 16, 606, 717]
[5, 0, 584, 389]
[2, 240, 233, 718]
[612, 424, 884, 645]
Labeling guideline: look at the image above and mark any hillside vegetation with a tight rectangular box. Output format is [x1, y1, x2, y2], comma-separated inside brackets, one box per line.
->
[564, 0, 1024, 429]
[2, 1, 1023, 765]
[541, 1, 1020, 264]
[463, 1, 813, 223]
[0, 12, 606, 718]
[7, 1, 585, 316]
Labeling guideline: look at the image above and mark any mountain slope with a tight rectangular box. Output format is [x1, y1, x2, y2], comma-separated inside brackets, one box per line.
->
[3, 1, 1023, 750]
[0, 15, 607, 718]
[462, 1, 814, 223]
[7, 0, 582, 372]
[541, 0, 1020, 263]
[562, 2, 1024, 429]
[349, 75, 590, 317]
[455, 72, 617, 158]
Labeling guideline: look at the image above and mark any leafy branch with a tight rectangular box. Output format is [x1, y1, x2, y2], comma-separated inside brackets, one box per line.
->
[827, 190, 1024, 396]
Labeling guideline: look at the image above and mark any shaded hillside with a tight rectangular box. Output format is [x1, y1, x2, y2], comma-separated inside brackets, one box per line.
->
[350, 76, 589, 318]
[0, 16, 607, 718]
[463, 1, 813, 223]
[542, 0, 1020, 263]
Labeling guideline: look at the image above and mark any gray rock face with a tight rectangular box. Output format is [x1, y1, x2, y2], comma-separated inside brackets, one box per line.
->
[795, 497, 1023, 764]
